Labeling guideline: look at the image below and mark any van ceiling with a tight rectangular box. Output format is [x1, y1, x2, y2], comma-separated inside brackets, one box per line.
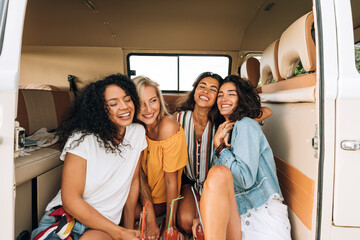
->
[22, 0, 313, 51]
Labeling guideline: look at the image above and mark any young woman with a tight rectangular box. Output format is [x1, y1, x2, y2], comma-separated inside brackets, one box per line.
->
[199, 75, 291, 240]
[31, 74, 147, 240]
[132, 76, 188, 239]
[175, 72, 272, 235]
[174, 72, 223, 234]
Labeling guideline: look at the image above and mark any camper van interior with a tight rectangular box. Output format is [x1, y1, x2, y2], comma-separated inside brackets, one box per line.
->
[5, 0, 360, 239]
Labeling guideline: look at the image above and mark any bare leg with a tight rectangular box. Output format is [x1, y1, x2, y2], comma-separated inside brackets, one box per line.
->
[200, 165, 242, 240]
[135, 202, 143, 220]
[177, 184, 197, 234]
[80, 229, 113, 240]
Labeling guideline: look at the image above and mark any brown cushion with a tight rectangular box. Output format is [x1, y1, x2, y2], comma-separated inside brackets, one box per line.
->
[16, 89, 73, 135]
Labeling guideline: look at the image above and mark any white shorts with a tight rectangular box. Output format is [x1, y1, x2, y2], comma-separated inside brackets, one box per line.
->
[240, 195, 292, 240]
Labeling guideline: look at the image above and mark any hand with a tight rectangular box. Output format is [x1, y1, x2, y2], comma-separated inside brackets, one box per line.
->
[162, 228, 184, 240]
[111, 227, 140, 240]
[214, 121, 234, 147]
[191, 218, 200, 239]
[146, 217, 160, 240]
[223, 131, 231, 148]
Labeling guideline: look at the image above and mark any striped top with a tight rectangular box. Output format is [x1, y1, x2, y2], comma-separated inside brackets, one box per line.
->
[175, 110, 215, 194]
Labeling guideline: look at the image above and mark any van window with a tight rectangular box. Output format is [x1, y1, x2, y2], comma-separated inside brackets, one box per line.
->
[0, 0, 8, 55]
[351, 0, 360, 73]
[355, 42, 360, 73]
[128, 54, 231, 91]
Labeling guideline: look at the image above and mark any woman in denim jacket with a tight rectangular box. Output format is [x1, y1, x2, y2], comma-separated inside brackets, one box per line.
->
[198, 75, 291, 240]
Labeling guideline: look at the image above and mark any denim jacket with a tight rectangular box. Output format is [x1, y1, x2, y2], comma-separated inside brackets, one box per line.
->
[213, 117, 282, 216]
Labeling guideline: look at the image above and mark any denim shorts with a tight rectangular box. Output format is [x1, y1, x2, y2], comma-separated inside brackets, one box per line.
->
[31, 208, 88, 240]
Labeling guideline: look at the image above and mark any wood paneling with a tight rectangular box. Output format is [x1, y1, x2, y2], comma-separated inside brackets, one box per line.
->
[275, 155, 314, 230]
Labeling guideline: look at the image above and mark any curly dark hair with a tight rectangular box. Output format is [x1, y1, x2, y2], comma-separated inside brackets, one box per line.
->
[176, 72, 223, 122]
[56, 74, 140, 153]
[215, 75, 262, 127]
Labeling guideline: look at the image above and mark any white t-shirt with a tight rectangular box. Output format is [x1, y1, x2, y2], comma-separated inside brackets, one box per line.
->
[46, 123, 147, 224]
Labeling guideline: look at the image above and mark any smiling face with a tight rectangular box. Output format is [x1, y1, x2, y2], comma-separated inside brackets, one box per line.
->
[217, 82, 239, 121]
[137, 85, 160, 127]
[194, 77, 220, 109]
[104, 84, 135, 135]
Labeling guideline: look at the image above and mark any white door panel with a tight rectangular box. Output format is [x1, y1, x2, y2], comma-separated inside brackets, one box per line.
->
[332, 0, 360, 227]
[0, 0, 27, 239]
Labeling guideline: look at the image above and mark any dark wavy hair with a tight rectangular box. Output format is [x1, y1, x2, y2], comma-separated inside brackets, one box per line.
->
[176, 72, 223, 122]
[56, 74, 140, 153]
[215, 75, 262, 127]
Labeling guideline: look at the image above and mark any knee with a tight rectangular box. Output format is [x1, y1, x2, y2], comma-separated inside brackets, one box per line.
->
[204, 165, 232, 190]
[177, 212, 194, 234]
[177, 184, 197, 234]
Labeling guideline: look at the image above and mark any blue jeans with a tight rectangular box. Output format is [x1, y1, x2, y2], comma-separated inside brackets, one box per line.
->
[31, 208, 88, 240]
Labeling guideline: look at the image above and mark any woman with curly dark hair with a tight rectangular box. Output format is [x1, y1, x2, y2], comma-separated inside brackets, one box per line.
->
[198, 75, 291, 240]
[31, 74, 147, 240]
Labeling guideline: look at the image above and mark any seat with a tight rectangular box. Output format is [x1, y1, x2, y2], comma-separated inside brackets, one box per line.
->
[259, 39, 282, 88]
[240, 57, 260, 88]
[258, 11, 316, 101]
[240, 57, 273, 122]
[278, 11, 316, 78]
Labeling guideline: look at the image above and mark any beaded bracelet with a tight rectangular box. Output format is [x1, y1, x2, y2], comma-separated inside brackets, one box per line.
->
[215, 143, 226, 157]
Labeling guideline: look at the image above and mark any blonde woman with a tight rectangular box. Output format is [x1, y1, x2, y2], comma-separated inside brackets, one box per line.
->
[133, 76, 188, 239]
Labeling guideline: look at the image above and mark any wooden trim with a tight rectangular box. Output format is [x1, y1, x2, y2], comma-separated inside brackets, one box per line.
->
[258, 72, 316, 94]
[246, 57, 260, 87]
[274, 156, 315, 230]
[305, 12, 316, 71]
[274, 40, 283, 81]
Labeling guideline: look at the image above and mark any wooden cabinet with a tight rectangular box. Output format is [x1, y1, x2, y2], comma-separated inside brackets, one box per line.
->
[14, 164, 63, 239]
[36, 165, 63, 221]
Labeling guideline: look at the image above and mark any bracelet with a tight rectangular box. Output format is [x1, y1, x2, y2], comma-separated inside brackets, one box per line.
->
[215, 143, 226, 157]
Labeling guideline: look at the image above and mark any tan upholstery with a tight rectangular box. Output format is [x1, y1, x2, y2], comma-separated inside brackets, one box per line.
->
[239, 58, 273, 121]
[260, 86, 316, 103]
[15, 89, 73, 186]
[241, 57, 260, 88]
[19, 83, 60, 90]
[15, 148, 62, 186]
[278, 12, 316, 79]
[258, 11, 316, 97]
[163, 93, 186, 114]
[16, 89, 73, 135]
[260, 40, 282, 84]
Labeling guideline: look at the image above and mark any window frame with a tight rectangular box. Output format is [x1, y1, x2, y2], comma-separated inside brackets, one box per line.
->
[0, 0, 9, 55]
[354, 40, 360, 73]
[126, 53, 232, 93]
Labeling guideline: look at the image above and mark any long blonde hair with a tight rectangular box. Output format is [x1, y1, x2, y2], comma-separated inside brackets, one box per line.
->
[132, 76, 170, 122]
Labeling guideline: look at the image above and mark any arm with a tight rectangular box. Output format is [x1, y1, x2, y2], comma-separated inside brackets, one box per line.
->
[159, 116, 188, 228]
[164, 171, 179, 228]
[61, 153, 139, 240]
[254, 107, 272, 122]
[213, 119, 261, 189]
[123, 151, 142, 229]
[139, 167, 160, 239]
